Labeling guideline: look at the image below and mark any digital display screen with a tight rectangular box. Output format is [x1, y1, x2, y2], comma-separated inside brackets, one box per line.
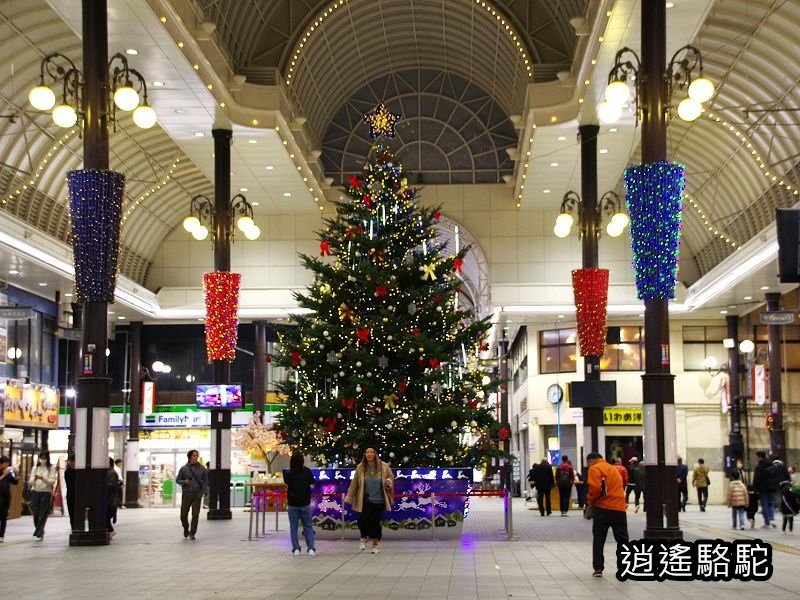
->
[195, 384, 243, 409]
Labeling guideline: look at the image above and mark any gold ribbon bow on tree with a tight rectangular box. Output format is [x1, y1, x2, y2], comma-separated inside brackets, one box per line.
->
[383, 393, 397, 410]
[338, 303, 355, 323]
[420, 262, 437, 281]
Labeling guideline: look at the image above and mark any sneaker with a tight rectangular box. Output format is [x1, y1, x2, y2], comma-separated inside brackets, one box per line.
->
[292, 549, 301, 556]
[771, 523, 777, 528]
[740, 527, 745, 530]
[183, 529, 189, 539]
[592, 570, 603, 577]
[761, 524, 770, 529]
[308, 549, 316, 556]
[359, 539, 367, 551]
[189, 534, 196, 540]
[371, 544, 380, 554]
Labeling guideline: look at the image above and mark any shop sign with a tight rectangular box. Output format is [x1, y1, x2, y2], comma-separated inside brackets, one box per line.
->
[143, 412, 210, 428]
[1, 378, 59, 429]
[759, 311, 794, 325]
[603, 407, 642, 425]
[0, 306, 34, 320]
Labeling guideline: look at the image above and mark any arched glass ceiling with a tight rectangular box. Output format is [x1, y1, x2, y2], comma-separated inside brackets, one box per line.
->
[321, 70, 516, 185]
[196, 0, 588, 144]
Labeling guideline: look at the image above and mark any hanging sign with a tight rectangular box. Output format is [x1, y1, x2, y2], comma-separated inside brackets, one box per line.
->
[753, 364, 767, 405]
[720, 379, 730, 414]
[142, 380, 155, 416]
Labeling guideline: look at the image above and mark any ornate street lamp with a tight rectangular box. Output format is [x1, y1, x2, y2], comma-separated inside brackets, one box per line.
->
[598, 45, 715, 124]
[554, 190, 629, 238]
[28, 52, 157, 129]
[183, 193, 261, 241]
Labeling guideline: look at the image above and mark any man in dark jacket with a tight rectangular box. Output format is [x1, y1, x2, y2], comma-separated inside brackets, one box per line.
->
[676, 457, 689, 512]
[631, 461, 646, 513]
[0, 456, 19, 542]
[753, 450, 775, 527]
[530, 458, 554, 516]
[64, 453, 76, 531]
[176, 449, 209, 540]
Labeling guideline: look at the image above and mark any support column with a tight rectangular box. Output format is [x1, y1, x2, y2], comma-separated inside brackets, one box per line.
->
[208, 125, 233, 520]
[578, 124, 605, 456]
[765, 293, 786, 457]
[70, 0, 111, 546]
[726, 315, 744, 462]
[125, 321, 142, 507]
[640, 0, 681, 540]
[253, 321, 267, 422]
[498, 337, 510, 491]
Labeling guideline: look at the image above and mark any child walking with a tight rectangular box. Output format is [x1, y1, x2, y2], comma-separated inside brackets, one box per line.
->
[727, 471, 748, 530]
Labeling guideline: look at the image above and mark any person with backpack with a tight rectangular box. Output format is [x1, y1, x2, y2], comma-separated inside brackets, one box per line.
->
[780, 480, 799, 534]
[753, 450, 776, 527]
[555, 455, 575, 516]
[727, 469, 748, 530]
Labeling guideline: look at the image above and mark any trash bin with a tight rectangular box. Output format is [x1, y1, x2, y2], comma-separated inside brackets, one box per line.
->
[232, 482, 246, 507]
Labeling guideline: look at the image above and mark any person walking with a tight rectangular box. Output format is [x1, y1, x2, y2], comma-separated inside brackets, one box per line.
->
[769, 455, 790, 516]
[555, 455, 575, 516]
[575, 467, 588, 509]
[676, 457, 689, 511]
[283, 452, 316, 556]
[779, 481, 798, 534]
[530, 458, 554, 516]
[344, 447, 395, 554]
[106, 457, 122, 537]
[691, 458, 710, 512]
[586, 452, 628, 578]
[176, 449, 208, 540]
[625, 458, 638, 505]
[64, 453, 76, 531]
[613, 458, 629, 494]
[753, 450, 775, 527]
[727, 470, 748, 530]
[631, 460, 646, 513]
[0, 456, 19, 542]
[28, 451, 56, 540]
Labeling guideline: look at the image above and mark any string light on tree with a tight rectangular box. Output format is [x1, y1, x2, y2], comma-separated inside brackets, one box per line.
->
[273, 103, 502, 467]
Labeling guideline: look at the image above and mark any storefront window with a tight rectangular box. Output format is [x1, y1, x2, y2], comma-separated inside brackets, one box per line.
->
[601, 326, 645, 371]
[752, 325, 800, 371]
[682, 326, 727, 370]
[539, 328, 577, 374]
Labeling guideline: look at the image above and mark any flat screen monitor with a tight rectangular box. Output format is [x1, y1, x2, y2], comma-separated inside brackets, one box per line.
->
[196, 383, 243, 409]
[568, 380, 617, 408]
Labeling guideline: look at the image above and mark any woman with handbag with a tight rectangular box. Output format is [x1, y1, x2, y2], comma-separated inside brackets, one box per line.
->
[344, 447, 395, 554]
[29, 451, 56, 540]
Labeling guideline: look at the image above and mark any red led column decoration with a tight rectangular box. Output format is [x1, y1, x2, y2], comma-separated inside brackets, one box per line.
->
[203, 271, 241, 362]
[572, 268, 610, 357]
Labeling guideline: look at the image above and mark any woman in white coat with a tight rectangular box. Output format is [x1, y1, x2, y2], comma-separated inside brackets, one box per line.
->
[28, 451, 56, 540]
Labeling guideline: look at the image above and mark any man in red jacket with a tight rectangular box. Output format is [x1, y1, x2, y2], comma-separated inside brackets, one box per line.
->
[586, 452, 628, 578]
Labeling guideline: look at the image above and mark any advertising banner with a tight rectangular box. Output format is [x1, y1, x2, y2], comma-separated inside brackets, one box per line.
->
[2, 378, 59, 429]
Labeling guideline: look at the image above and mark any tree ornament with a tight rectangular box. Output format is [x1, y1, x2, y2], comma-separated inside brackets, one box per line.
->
[408, 302, 418, 315]
[428, 357, 441, 369]
[356, 327, 371, 345]
[420, 263, 437, 280]
[341, 398, 355, 411]
[319, 283, 332, 295]
[378, 356, 389, 369]
[397, 382, 408, 394]
[348, 175, 363, 190]
[452, 257, 464, 274]
[338, 303, 355, 323]
[369, 248, 385, 264]
[319, 240, 331, 256]
[291, 351, 301, 367]
[364, 101, 401, 139]
[362, 194, 373, 209]
[383, 394, 397, 409]
[433, 211, 441, 221]
[326, 351, 338, 364]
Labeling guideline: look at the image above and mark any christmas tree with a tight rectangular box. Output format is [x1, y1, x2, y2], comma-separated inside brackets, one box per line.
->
[274, 103, 500, 468]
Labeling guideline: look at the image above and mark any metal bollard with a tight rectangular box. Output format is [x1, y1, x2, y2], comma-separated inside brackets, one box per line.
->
[275, 492, 280, 531]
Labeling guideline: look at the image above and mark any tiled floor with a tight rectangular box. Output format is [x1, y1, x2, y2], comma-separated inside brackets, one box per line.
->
[2, 498, 799, 599]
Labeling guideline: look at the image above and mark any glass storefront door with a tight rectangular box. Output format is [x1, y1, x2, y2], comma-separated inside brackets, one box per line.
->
[141, 451, 182, 508]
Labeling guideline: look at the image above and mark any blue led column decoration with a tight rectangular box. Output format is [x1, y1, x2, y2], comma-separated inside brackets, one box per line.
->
[67, 169, 125, 302]
[624, 161, 685, 300]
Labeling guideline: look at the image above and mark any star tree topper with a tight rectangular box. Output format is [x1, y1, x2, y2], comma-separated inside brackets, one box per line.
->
[364, 102, 401, 139]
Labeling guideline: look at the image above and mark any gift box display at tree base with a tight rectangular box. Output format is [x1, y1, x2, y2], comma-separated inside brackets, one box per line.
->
[310, 468, 472, 539]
